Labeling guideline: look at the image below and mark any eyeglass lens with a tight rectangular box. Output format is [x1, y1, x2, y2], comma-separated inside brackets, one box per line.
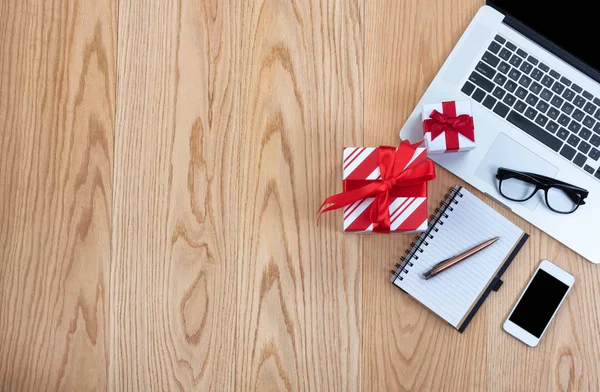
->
[499, 177, 537, 201]
[546, 187, 579, 213]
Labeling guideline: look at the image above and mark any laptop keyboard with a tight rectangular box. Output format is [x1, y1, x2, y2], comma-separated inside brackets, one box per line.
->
[462, 34, 600, 181]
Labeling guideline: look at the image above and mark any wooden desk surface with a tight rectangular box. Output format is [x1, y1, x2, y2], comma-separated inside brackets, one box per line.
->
[2, 0, 599, 390]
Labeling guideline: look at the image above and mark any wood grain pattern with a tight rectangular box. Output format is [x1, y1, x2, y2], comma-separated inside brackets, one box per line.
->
[112, 0, 363, 390]
[0, 0, 116, 390]
[236, 1, 363, 390]
[111, 1, 241, 390]
[3, 0, 600, 390]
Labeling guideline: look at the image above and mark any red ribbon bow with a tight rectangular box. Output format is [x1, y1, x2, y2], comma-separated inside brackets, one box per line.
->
[423, 101, 474, 151]
[317, 141, 436, 233]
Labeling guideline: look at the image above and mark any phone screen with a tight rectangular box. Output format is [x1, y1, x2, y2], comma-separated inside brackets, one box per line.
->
[509, 269, 569, 337]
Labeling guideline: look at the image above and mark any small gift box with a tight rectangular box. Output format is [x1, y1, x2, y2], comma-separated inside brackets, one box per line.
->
[422, 100, 475, 154]
[318, 141, 436, 233]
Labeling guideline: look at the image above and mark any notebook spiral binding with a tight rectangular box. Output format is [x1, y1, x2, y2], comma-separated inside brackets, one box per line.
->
[390, 186, 464, 282]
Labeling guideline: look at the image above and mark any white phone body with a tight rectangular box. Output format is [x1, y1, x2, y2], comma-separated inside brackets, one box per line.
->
[503, 260, 574, 347]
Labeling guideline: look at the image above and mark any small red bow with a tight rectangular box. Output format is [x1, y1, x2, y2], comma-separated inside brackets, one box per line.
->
[317, 141, 436, 232]
[424, 109, 475, 142]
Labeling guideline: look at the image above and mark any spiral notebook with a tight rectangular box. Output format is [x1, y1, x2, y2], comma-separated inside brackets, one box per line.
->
[390, 186, 529, 332]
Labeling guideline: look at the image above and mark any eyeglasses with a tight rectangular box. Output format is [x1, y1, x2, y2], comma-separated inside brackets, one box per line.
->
[495, 167, 588, 214]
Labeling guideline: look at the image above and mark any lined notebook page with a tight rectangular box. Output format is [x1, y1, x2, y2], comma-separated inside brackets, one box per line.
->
[394, 188, 524, 328]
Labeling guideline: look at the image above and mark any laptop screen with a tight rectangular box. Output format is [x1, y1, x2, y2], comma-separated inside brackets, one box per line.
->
[489, 0, 599, 73]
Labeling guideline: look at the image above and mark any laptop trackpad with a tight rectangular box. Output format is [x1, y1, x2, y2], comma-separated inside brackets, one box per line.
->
[475, 133, 559, 211]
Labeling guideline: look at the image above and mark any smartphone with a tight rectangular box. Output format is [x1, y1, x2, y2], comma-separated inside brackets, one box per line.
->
[503, 259, 574, 347]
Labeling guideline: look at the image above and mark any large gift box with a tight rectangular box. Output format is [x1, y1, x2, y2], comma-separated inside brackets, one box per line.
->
[422, 100, 475, 154]
[318, 141, 436, 233]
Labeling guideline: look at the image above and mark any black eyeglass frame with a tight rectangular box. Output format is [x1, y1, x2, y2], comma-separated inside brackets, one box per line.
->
[495, 167, 589, 214]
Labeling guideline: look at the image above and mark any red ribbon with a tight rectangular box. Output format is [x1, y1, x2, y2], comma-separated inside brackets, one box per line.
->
[423, 101, 474, 152]
[317, 141, 436, 233]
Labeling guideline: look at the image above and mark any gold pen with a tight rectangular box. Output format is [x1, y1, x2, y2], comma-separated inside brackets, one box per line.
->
[423, 236, 500, 280]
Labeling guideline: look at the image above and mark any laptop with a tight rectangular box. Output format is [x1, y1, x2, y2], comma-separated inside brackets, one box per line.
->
[400, 1, 600, 263]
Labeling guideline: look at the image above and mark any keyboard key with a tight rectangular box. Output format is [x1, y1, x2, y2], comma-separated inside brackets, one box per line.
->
[530, 82, 542, 95]
[530, 68, 543, 81]
[557, 127, 570, 140]
[509, 55, 522, 67]
[469, 72, 494, 92]
[547, 107, 560, 120]
[516, 48, 528, 58]
[541, 75, 553, 87]
[503, 94, 517, 107]
[520, 62, 533, 74]
[574, 153, 587, 167]
[558, 114, 570, 126]
[573, 109, 585, 122]
[536, 101, 549, 113]
[560, 144, 577, 160]
[562, 89, 575, 102]
[499, 49, 511, 61]
[535, 114, 548, 127]
[568, 120, 581, 133]
[461, 81, 476, 96]
[551, 82, 565, 94]
[579, 141, 591, 154]
[526, 93, 539, 106]
[583, 115, 595, 129]
[580, 147, 591, 163]
[498, 61, 510, 74]
[591, 134, 600, 147]
[546, 121, 559, 133]
[483, 95, 497, 109]
[594, 98, 600, 106]
[495, 34, 506, 44]
[573, 95, 586, 108]
[506, 41, 517, 51]
[596, 168, 600, 180]
[528, 55, 539, 65]
[583, 90, 594, 100]
[525, 107, 537, 120]
[572, 84, 583, 93]
[539, 63, 550, 72]
[508, 68, 522, 81]
[488, 41, 501, 54]
[482, 51, 501, 67]
[514, 100, 526, 113]
[584, 165, 595, 174]
[476, 61, 496, 79]
[493, 74, 507, 86]
[567, 134, 581, 147]
[551, 95, 564, 108]
[576, 135, 592, 153]
[584, 102, 597, 115]
[505, 80, 517, 93]
[540, 88, 553, 101]
[559, 76, 571, 86]
[472, 88, 486, 102]
[507, 111, 563, 152]
[580, 127, 592, 140]
[549, 69, 560, 79]
[515, 87, 527, 99]
[493, 102, 510, 117]
[492, 86, 506, 99]
[595, 108, 600, 121]
[562, 102, 574, 115]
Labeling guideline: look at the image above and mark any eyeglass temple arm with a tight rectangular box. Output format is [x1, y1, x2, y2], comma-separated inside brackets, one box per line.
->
[566, 191, 587, 205]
